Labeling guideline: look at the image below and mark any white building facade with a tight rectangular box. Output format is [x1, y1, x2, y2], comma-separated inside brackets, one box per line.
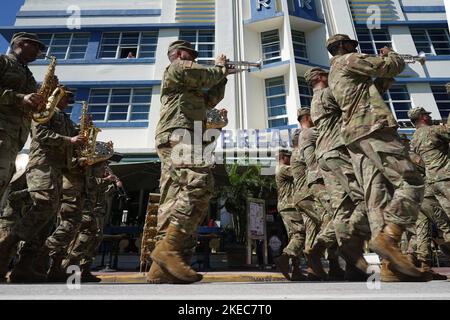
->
[1, 0, 449, 161]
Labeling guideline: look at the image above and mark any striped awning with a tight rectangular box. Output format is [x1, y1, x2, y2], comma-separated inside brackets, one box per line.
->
[176, 0, 215, 23]
[349, 0, 400, 23]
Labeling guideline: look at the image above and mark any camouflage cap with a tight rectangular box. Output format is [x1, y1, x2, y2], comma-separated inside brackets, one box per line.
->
[407, 107, 431, 122]
[167, 40, 198, 58]
[278, 149, 292, 156]
[304, 67, 328, 84]
[326, 34, 359, 53]
[297, 108, 311, 120]
[10, 32, 46, 51]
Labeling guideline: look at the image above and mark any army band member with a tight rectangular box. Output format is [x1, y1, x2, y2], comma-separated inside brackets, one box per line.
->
[297, 108, 345, 281]
[0, 32, 44, 201]
[274, 149, 307, 281]
[326, 34, 427, 281]
[0, 89, 86, 282]
[148, 40, 229, 284]
[305, 67, 371, 281]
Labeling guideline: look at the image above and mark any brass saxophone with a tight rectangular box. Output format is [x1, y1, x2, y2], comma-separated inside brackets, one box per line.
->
[33, 56, 67, 124]
[78, 101, 113, 166]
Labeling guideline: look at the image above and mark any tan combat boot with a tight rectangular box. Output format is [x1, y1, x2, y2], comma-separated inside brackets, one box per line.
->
[274, 253, 291, 281]
[370, 224, 424, 278]
[47, 255, 68, 283]
[381, 259, 432, 282]
[327, 256, 346, 281]
[340, 237, 369, 275]
[420, 261, 448, 281]
[304, 241, 328, 280]
[9, 252, 47, 283]
[80, 263, 102, 283]
[150, 224, 201, 283]
[0, 232, 20, 282]
[290, 257, 308, 281]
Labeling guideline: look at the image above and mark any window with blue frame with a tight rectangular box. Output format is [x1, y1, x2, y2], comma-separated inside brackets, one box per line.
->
[383, 85, 412, 123]
[88, 88, 152, 122]
[292, 30, 308, 62]
[430, 84, 450, 119]
[265, 77, 288, 128]
[179, 30, 215, 63]
[261, 30, 281, 65]
[410, 28, 450, 56]
[36, 33, 90, 60]
[355, 27, 391, 55]
[298, 77, 313, 108]
[98, 32, 158, 59]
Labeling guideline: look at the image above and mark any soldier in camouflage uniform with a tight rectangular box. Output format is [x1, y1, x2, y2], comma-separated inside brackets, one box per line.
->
[148, 40, 229, 284]
[305, 67, 371, 281]
[64, 163, 117, 282]
[0, 88, 86, 282]
[290, 129, 324, 280]
[297, 108, 345, 281]
[0, 32, 44, 202]
[409, 107, 450, 219]
[274, 149, 307, 281]
[327, 34, 427, 281]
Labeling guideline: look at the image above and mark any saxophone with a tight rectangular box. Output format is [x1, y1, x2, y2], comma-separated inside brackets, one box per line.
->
[33, 56, 67, 124]
[78, 101, 114, 166]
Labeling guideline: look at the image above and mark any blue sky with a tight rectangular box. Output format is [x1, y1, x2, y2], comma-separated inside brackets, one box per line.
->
[0, 0, 25, 53]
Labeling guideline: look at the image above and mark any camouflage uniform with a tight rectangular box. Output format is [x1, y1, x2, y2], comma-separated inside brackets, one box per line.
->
[0, 109, 78, 262]
[309, 85, 370, 245]
[275, 163, 305, 257]
[411, 124, 450, 219]
[328, 51, 424, 238]
[65, 164, 114, 268]
[155, 58, 227, 245]
[0, 53, 37, 199]
[298, 126, 336, 249]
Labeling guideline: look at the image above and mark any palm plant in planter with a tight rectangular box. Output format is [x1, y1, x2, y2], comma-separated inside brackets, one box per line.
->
[220, 163, 276, 267]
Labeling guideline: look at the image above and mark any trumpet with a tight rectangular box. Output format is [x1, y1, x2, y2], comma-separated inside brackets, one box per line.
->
[367, 51, 427, 65]
[204, 60, 262, 73]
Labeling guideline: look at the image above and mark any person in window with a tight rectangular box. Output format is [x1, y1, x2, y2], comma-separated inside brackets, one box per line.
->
[126, 51, 136, 59]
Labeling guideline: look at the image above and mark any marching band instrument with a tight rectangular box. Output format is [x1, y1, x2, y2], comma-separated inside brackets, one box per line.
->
[204, 60, 262, 73]
[32, 56, 67, 123]
[366, 51, 427, 65]
[78, 101, 114, 166]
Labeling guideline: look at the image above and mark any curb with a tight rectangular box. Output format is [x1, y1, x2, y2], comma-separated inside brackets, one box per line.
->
[97, 272, 289, 283]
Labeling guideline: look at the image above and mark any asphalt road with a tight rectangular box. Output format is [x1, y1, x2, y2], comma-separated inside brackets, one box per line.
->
[1, 280, 449, 300]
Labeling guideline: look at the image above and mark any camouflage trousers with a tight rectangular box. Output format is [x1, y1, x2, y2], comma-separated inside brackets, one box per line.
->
[279, 209, 305, 257]
[318, 147, 371, 246]
[429, 180, 450, 219]
[6, 165, 63, 242]
[407, 195, 450, 262]
[346, 128, 424, 238]
[65, 209, 104, 267]
[156, 142, 214, 252]
[309, 182, 337, 248]
[44, 170, 86, 258]
[0, 132, 21, 200]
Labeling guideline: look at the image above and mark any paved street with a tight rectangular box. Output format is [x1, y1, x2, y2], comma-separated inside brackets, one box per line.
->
[0, 272, 449, 300]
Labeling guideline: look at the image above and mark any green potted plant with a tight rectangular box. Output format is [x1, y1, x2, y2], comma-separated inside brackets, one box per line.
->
[219, 163, 276, 267]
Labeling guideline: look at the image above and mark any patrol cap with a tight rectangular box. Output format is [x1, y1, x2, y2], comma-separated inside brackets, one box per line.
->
[407, 107, 431, 122]
[326, 34, 359, 53]
[10, 32, 46, 51]
[304, 67, 328, 85]
[297, 108, 311, 121]
[167, 40, 198, 58]
[278, 149, 292, 156]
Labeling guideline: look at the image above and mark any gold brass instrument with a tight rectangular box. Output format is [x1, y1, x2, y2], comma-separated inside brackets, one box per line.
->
[33, 56, 67, 124]
[204, 60, 262, 73]
[78, 101, 114, 166]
